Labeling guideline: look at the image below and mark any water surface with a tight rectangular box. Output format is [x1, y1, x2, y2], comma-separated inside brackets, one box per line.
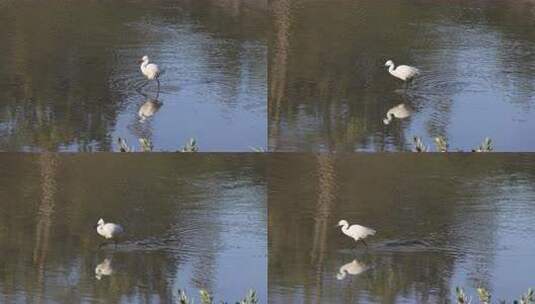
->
[0, 154, 267, 303]
[269, 0, 535, 151]
[269, 154, 535, 303]
[0, 0, 267, 151]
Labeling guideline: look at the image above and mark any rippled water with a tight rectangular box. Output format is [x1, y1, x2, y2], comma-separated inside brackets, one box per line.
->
[269, 0, 535, 151]
[0, 0, 267, 151]
[268, 154, 535, 303]
[0, 154, 267, 303]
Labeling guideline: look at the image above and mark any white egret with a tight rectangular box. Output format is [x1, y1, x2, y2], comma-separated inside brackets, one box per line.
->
[337, 220, 376, 247]
[96, 218, 124, 247]
[383, 103, 412, 125]
[336, 259, 368, 280]
[385, 60, 419, 82]
[138, 99, 162, 122]
[139, 55, 161, 91]
[95, 258, 114, 280]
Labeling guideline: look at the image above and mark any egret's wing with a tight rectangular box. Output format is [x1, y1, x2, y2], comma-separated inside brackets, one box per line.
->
[349, 224, 376, 237]
[147, 63, 161, 77]
[107, 224, 124, 237]
[398, 65, 420, 76]
[349, 260, 368, 275]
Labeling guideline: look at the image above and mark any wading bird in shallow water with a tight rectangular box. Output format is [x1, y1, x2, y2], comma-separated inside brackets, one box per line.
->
[96, 218, 124, 248]
[336, 259, 368, 280]
[385, 60, 419, 84]
[337, 220, 376, 248]
[139, 55, 161, 91]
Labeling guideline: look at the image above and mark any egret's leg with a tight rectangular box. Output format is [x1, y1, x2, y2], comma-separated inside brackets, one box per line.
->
[140, 80, 149, 89]
[98, 242, 108, 249]
[361, 239, 368, 248]
[136, 81, 149, 98]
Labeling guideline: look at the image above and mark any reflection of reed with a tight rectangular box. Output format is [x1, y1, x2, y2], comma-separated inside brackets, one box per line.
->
[269, 0, 291, 149]
[33, 153, 58, 304]
[311, 154, 337, 303]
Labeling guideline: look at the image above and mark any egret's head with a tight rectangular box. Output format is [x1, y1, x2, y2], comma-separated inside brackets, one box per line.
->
[385, 60, 393, 67]
[138, 55, 149, 64]
[383, 118, 391, 125]
[97, 218, 105, 226]
[337, 220, 348, 227]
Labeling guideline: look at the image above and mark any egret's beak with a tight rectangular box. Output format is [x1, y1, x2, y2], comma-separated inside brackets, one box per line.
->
[94, 224, 98, 229]
[137, 60, 143, 64]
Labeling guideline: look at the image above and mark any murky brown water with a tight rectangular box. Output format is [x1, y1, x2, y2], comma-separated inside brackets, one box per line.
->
[0, 0, 267, 151]
[268, 154, 535, 303]
[269, 0, 535, 152]
[0, 154, 267, 303]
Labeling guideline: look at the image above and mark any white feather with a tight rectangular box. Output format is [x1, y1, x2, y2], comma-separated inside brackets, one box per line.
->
[140, 55, 160, 80]
[95, 258, 114, 280]
[138, 99, 162, 121]
[385, 60, 420, 81]
[96, 218, 124, 240]
[383, 103, 412, 125]
[336, 259, 368, 280]
[337, 219, 376, 242]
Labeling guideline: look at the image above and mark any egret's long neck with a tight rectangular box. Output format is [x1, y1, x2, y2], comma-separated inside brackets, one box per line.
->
[341, 223, 349, 233]
[384, 113, 393, 125]
[141, 60, 149, 71]
[388, 64, 396, 74]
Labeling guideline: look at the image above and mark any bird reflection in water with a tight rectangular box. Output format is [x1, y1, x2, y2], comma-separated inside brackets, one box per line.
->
[95, 257, 114, 280]
[138, 99, 163, 123]
[336, 258, 368, 280]
[383, 103, 412, 125]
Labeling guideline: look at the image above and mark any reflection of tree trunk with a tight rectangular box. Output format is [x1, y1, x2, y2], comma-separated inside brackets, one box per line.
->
[33, 153, 58, 304]
[269, 0, 291, 150]
[311, 154, 337, 304]
[192, 251, 217, 295]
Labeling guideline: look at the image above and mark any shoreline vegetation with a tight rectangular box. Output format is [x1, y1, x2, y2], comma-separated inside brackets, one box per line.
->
[413, 136, 493, 153]
[177, 289, 258, 304]
[456, 287, 534, 304]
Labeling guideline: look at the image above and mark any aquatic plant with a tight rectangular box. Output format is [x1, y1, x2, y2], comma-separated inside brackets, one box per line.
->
[477, 288, 491, 304]
[179, 138, 199, 152]
[434, 136, 448, 152]
[456, 287, 470, 303]
[412, 136, 428, 152]
[473, 137, 493, 152]
[177, 289, 258, 304]
[139, 138, 153, 152]
[455, 287, 534, 304]
[117, 137, 199, 152]
[411, 136, 494, 152]
[117, 137, 132, 152]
